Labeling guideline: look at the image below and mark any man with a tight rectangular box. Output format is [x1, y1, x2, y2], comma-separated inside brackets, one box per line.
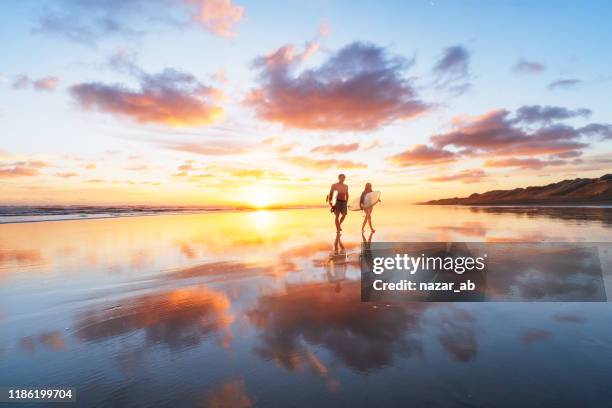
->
[328, 173, 348, 233]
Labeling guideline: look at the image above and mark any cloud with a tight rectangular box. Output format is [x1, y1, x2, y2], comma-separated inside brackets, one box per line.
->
[247, 41, 428, 131]
[70, 60, 224, 126]
[35, 0, 244, 45]
[311, 143, 360, 155]
[188, 0, 244, 37]
[434, 45, 469, 78]
[514, 105, 591, 124]
[432, 45, 471, 94]
[430, 109, 591, 158]
[512, 59, 546, 74]
[125, 164, 149, 171]
[261, 136, 295, 153]
[427, 169, 487, 183]
[55, 172, 79, 178]
[547, 78, 582, 90]
[484, 157, 566, 170]
[12, 75, 30, 89]
[388, 144, 456, 167]
[578, 123, 612, 140]
[33, 76, 60, 91]
[390, 105, 611, 172]
[11, 75, 60, 91]
[162, 140, 248, 155]
[0, 161, 49, 178]
[318, 22, 332, 37]
[283, 156, 367, 170]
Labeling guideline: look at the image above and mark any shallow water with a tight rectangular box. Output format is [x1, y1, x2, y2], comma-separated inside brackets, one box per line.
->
[1, 205, 612, 407]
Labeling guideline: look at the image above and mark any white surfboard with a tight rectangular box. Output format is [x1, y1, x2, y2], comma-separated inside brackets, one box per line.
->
[349, 191, 381, 211]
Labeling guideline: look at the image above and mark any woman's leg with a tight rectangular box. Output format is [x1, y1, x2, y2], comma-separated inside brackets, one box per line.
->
[367, 208, 375, 231]
[361, 211, 367, 231]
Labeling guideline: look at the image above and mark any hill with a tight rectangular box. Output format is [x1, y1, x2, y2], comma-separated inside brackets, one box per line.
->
[423, 174, 612, 205]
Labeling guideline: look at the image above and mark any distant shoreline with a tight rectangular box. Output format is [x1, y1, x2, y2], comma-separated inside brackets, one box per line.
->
[0, 205, 324, 225]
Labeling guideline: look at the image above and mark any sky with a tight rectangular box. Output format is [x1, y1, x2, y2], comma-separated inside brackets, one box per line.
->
[1, 0, 611, 207]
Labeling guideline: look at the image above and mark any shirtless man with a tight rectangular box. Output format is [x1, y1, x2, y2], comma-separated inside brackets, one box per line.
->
[328, 174, 349, 233]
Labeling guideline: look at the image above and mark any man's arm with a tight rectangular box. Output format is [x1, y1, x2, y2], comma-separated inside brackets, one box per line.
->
[328, 185, 335, 205]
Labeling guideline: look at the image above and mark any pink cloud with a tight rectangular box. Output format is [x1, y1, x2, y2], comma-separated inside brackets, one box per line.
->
[283, 156, 367, 170]
[388, 144, 456, 167]
[12, 75, 60, 91]
[427, 169, 487, 183]
[33, 76, 60, 91]
[163, 140, 248, 155]
[188, 0, 244, 37]
[484, 158, 566, 170]
[247, 42, 428, 132]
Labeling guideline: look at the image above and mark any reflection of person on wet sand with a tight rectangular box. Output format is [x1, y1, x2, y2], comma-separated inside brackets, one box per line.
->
[361, 230, 374, 249]
[327, 233, 347, 292]
[360, 183, 378, 233]
[328, 174, 348, 233]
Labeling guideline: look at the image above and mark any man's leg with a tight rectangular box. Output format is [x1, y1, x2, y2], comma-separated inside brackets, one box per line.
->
[339, 213, 346, 230]
[335, 214, 341, 232]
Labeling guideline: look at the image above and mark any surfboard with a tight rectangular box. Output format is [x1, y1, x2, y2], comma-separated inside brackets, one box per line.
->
[349, 191, 381, 211]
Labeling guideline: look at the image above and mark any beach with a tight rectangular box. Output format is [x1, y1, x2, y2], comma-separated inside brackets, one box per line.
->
[1, 205, 612, 406]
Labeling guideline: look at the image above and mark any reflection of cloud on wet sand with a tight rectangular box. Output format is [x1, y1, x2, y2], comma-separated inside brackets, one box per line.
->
[434, 308, 477, 362]
[483, 245, 605, 301]
[18, 331, 65, 354]
[248, 282, 480, 374]
[553, 313, 587, 324]
[521, 329, 552, 345]
[39, 330, 65, 350]
[429, 222, 487, 239]
[0, 249, 45, 280]
[75, 286, 234, 349]
[248, 281, 428, 373]
[201, 379, 253, 408]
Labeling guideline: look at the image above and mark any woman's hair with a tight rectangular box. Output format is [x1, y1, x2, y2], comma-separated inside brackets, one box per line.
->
[364, 182, 372, 192]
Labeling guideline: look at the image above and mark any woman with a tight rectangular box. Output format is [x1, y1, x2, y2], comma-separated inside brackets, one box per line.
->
[360, 182, 377, 233]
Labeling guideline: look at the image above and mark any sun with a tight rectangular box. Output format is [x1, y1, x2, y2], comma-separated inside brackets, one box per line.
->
[243, 185, 277, 208]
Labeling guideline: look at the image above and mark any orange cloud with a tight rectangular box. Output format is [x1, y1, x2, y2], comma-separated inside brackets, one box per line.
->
[283, 156, 367, 170]
[70, 67, 224, 127]
[484, 158, 565, 170]
[163, 140, 248, 155]
[0, 161, 49, 178]
[388, 144, 456, 167]
[189, 0, 245, 37]
[311, 143, 360, 155]
[55, 172, 78, 178]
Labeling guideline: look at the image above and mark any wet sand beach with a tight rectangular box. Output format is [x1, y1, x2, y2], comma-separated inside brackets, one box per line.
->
[1, 205, 612, 407]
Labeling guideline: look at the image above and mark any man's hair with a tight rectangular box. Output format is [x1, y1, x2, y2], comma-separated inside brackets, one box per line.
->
[338, 173, 346, 179]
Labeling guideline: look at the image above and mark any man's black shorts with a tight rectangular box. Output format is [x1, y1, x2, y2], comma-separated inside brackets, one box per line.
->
[334, 200, 347, 216]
